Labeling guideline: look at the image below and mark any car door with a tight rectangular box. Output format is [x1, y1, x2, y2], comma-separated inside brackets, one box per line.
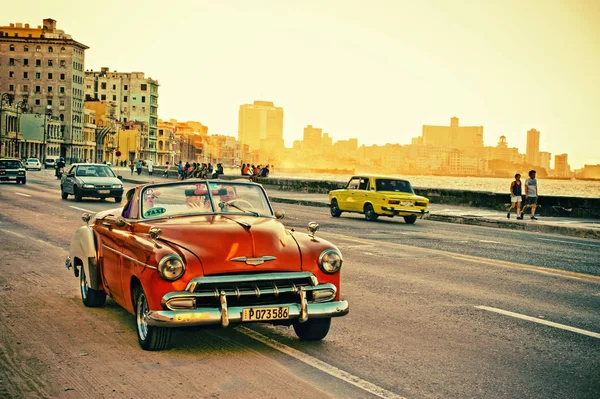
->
[62, 165, 77, 193]
[95, 218, 129, 304]
[354, 177, 371, 212]
[338, 177, 360, 211]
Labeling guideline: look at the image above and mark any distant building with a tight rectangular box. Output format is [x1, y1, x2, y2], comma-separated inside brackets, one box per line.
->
[85, 67, 159, 162]
[554, 153, 570, 177]
[0, 18, 88, 162]
[576, 164, 600, 179]
[526, 128, 540, 166]
[238, 100, 284, 152]
[422, 117, 483, 150]
[539, 151, 551, 173]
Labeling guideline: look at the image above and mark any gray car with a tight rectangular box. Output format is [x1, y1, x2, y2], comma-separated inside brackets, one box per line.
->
[0, 158, 27, 184]
[60, 163, 124, 202]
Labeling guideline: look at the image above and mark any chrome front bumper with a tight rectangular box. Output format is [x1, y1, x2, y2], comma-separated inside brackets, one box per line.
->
[146, 300, 349, 327]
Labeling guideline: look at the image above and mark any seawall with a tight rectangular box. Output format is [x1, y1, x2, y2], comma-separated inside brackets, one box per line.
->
[251, 177, 600, 219]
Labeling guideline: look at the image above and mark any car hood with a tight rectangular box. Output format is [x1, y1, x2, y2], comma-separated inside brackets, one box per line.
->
[78, 176, 122, 185]
[152, 215, 302, 275]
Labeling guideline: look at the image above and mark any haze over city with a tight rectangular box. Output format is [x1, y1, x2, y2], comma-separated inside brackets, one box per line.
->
[4, 0, 600, 169]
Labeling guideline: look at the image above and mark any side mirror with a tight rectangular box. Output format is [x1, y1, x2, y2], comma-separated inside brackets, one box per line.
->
[115, 217, 130, 228]
[82, 213, 91, 224]
[117, 175, 123, 181]
[274, 210, 285, 220]
[67, 173, 74, 178]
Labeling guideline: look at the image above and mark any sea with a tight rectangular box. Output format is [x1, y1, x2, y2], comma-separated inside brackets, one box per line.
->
[264, 172, 600, 198]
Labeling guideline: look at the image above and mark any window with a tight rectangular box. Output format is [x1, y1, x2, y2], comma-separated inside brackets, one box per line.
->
[101, 82, 107, 90]
[124, 85, 128, 90]
[9, 84, 14, 91]
[60, 47, 65, 53]
[24, 45, 29, 52]
[35, 99, 40, 105]
[35, 86, 41, 93]
[60, 73, 65, 80]
[101, 94, 106, 100]
[112, 84, 116, 90]
[9, 58, 15, 65]
[60, 60, 65, 67]
[141, 84, 147, 91]
[48, 46, 53, 53]
[123, 96, 128, 102]
[23, 85, 28, 91]
[48, 60, 53, 67]
[23, 59, 28, 66]
[9, 71, 14, 78]
[47, 99, 52, 105]
[48, 86, 53, 92]
[60, 99, 65, 107]
[35, 72, 40, 79]
[36, 59, 41, 67]
[60, 86, 65, 93]
[36, 46, 41, 52]
[9, 44, 14, 51]
[23, 72, 28, 79]
[112, 95, 116, 101]
[48, 73, 53, 79]
[141, 96, 146, 103]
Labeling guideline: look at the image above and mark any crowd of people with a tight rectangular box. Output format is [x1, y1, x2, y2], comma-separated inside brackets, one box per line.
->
[240, 163, 270, 182]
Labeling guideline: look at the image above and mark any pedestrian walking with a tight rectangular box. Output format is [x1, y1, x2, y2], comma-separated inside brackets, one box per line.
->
[522, 170, 539, 220]
[129, 160, 134, 175]
[135, 160, 142, 175]
[507, 173, 522, 219]
[163, 161, 171, 178]
[147, 159, 154, 176]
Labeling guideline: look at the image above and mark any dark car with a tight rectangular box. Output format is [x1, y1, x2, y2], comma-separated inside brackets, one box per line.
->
[0, 158, 27, 184]
[60, 163, 124, 202]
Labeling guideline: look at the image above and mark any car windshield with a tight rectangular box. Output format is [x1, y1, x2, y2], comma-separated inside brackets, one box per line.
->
[140, 181, 273, 219]
[0, 160, 22, 169]
[76, 165, 116, 177]
[375, 179, 414, 194]
[27, 158, 39, 162]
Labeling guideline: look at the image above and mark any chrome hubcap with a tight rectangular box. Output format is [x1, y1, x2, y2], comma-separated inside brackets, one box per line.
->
[80, 269, 88, 300]
[136, 293, 149, 340]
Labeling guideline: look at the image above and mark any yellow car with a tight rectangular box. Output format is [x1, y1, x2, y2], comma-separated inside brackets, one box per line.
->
[328, 175, 429, 223]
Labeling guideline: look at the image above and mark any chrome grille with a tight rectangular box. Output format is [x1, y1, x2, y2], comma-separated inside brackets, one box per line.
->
[187, 272, 316, 307]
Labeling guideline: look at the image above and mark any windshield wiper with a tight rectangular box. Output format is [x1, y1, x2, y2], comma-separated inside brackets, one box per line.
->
[219, 201, 259, 217]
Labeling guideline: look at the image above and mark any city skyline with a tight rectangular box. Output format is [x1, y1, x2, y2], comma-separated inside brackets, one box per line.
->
[3, 0, 599, 168]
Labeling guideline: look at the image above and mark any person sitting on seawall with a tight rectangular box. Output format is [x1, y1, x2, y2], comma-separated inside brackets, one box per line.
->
[211, 163, 224, 178]
[259, 164, 269, 178]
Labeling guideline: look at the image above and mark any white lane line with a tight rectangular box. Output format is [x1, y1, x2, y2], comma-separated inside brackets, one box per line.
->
[236, 326, 406, 399]
[534, 237, 600, 248]
[478, 239, 523, 247]
[0, 228, 63, 250]
[69, 205, 95, 213]
[475, 306, 600, 339]
[15, 192, 32, 197]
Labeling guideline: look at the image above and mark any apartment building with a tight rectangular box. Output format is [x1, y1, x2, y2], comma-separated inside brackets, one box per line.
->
[84, 67, 159, 162]
[238, 100, 284, 152]
[0, 18, 88, 161]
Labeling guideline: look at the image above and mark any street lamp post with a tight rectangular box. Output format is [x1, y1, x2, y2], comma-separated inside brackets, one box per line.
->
[15, 101, 27, 158]
[42, 105, 52, 163]
[0, 93, 14, 157]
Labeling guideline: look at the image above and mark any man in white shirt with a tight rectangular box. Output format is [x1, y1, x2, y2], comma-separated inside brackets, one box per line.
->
[522, 170, 539, 220]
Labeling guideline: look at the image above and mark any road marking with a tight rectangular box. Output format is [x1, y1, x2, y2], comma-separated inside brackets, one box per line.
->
[15, 192, 32, 197]
[0, 228, 63, 250]
[534, 237, 600, 248]
[69, 205, 94, 213]
[478, 239, 523, 247]
[236, 326, 406, 399]
[321, 231, 600, 283]
[475, 306, 600, 339]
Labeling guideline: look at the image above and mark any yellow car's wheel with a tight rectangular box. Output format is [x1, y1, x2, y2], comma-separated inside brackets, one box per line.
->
[364, 203, 379, 221]
[404, 215, 417, 224]
[330, 199, 342, 217]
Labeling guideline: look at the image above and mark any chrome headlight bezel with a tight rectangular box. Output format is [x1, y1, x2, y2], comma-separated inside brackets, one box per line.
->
[82, 184, 95, 188]
[157, 254, 186, 281]
[318, 248, 343, 274]
[112, 184, 123, 189]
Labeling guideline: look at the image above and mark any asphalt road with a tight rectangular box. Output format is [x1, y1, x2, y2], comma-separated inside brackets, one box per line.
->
[1, 170, 599, 399]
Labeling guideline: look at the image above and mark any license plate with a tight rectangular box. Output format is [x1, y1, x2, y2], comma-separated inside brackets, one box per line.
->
[98, 190, 110, 194]
[400, 201, 413, 206]
[242, 307, 289, 321]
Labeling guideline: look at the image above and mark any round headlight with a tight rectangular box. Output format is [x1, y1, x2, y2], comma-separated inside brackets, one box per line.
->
[158, 254, 185, 281]
[318, 249, 343, 274]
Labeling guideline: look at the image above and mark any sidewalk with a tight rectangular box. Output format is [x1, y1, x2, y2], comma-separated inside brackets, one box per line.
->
[119, 172, 600, 240]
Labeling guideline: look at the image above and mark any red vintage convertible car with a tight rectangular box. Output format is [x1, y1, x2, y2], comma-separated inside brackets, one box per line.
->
[66, 180, 349, 350]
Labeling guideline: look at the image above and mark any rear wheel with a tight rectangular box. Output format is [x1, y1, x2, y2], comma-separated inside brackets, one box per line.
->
[74, 187, 82, 202]
[293, 318, 331, 341]
[330, 199, 342, 217]
[80, 266, 106, 307]
[135, 286, 172, 351]
[364, 203, 378, 221]
[403, 215, 417, 224]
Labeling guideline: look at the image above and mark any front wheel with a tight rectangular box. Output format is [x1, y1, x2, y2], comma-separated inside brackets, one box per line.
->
[80, 266, 106, 307]
[330, 199, 342, 217]
[293, 318, 331, 341]
[114, 196, 122, 203]
[61, 187, 68, 199]
[403, 215, 417, 224]
[364, 203, 379, 221]
[19, 178, 26, 185]
[74, 187, 82, 202]
[135, 286, 172, 351]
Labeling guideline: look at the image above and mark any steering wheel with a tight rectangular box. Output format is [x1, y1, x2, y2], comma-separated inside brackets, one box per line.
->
[225, 199, 255, 209]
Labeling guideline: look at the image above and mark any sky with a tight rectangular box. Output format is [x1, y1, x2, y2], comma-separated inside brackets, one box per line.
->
[4, 0, 600, 168]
